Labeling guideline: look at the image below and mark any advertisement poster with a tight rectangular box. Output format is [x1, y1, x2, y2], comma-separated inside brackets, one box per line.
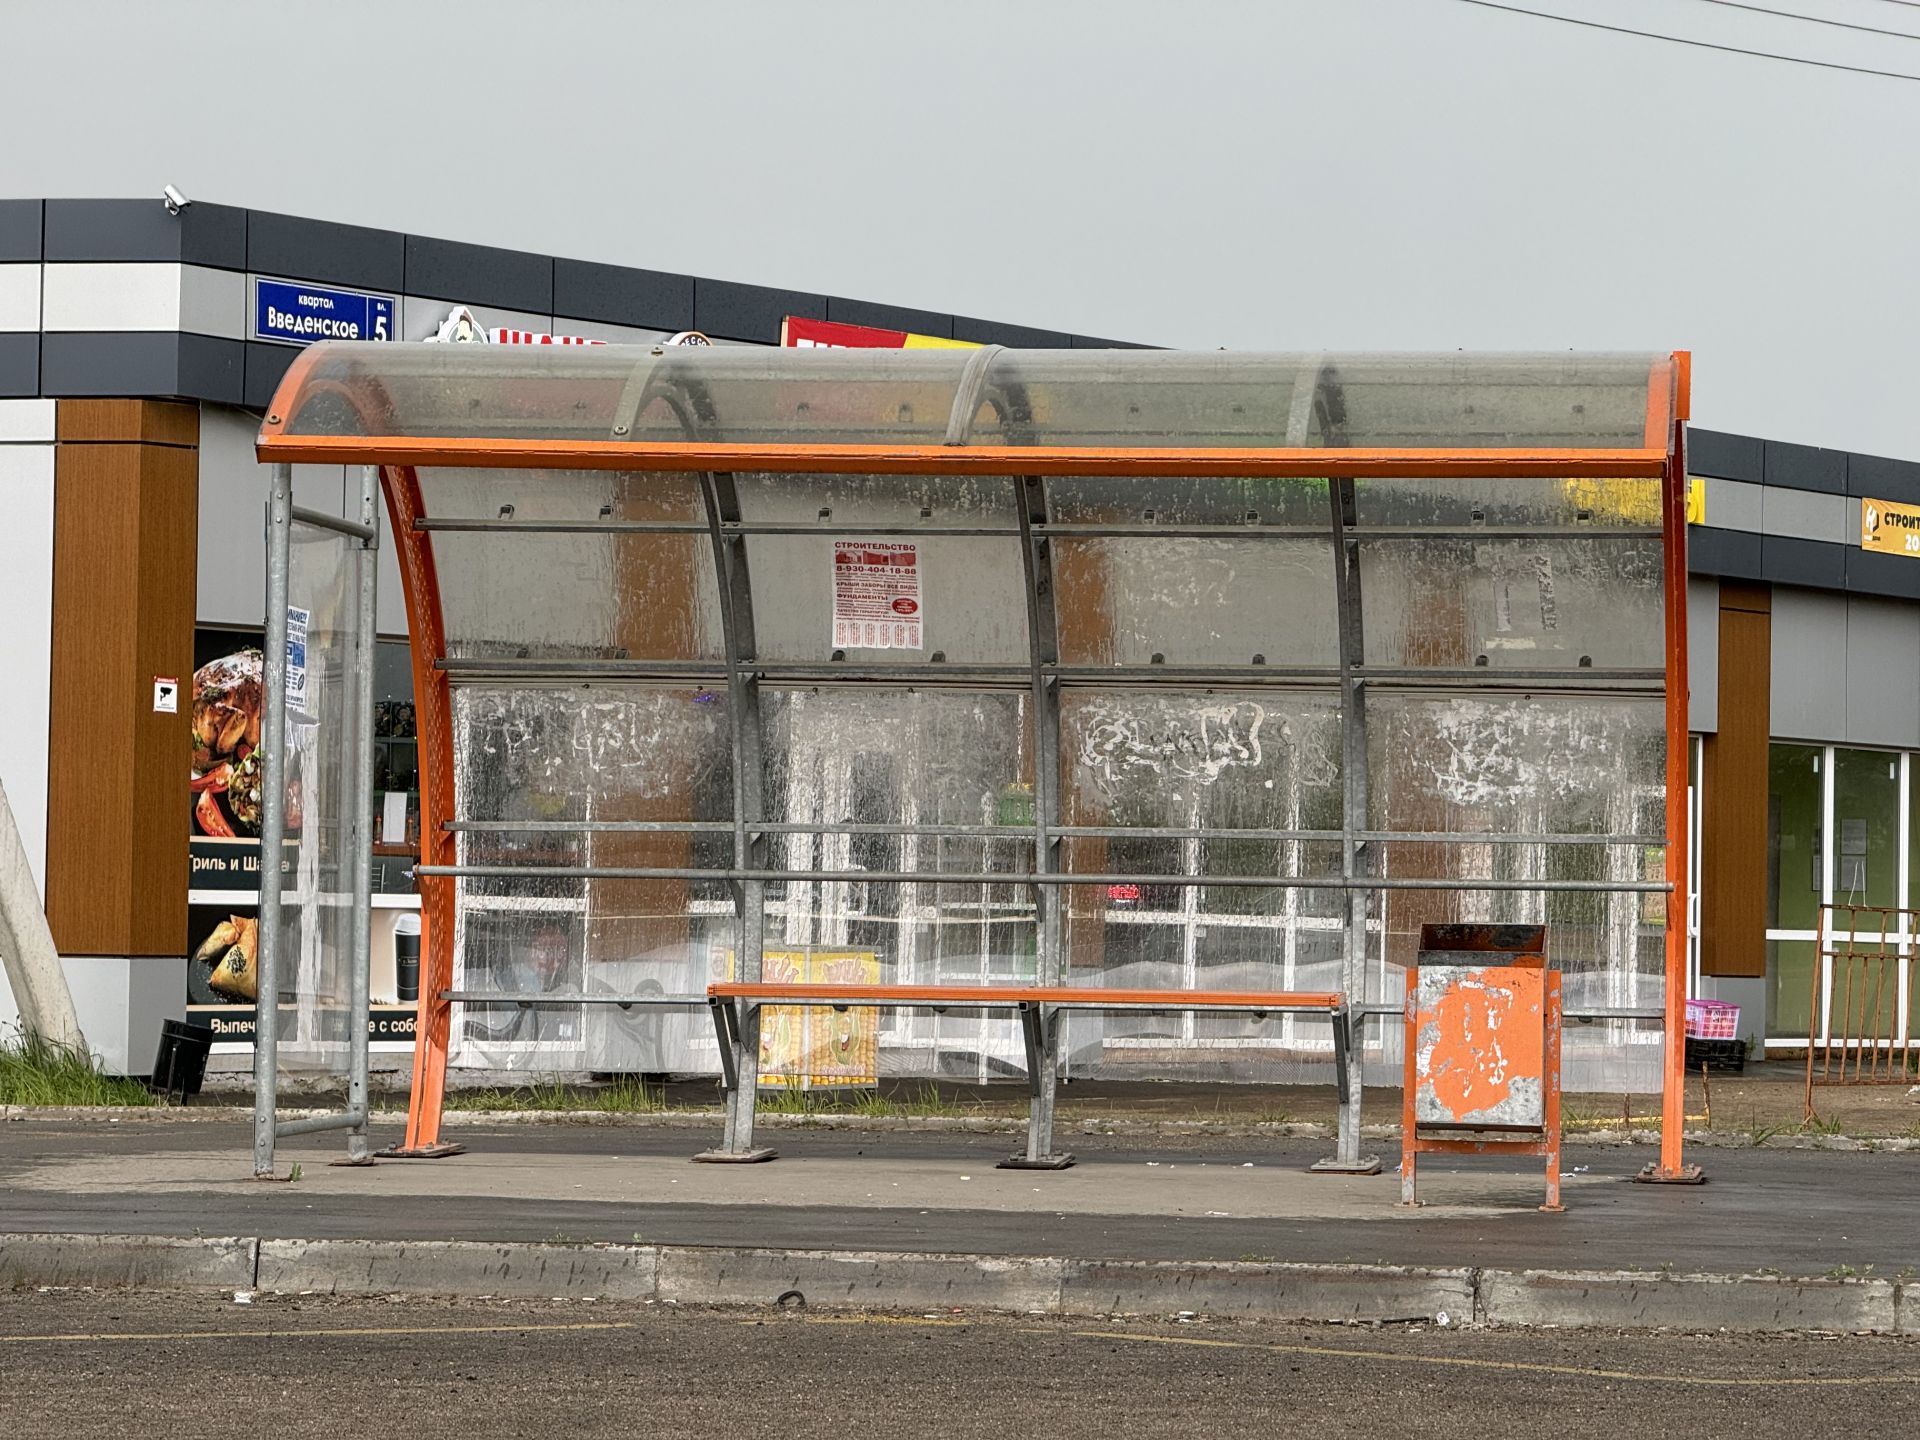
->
[188, 642, 289, 1014]
[832, 541, 923, 650]
[722, 949, 882, 1089]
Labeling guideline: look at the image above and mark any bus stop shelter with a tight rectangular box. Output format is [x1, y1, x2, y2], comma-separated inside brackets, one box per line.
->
[250, 343, 1696, 1184]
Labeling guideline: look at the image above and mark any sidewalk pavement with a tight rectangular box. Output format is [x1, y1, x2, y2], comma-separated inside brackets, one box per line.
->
[1, 1113, 1914, 1278]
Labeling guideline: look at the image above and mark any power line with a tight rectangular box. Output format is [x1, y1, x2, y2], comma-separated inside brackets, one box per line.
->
[1684, 0, 1920, 40]
[1450, 0, 1920, 81]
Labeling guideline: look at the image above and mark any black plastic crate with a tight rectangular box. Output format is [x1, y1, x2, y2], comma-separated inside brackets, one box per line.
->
[1684, 1036, 1746, 1074]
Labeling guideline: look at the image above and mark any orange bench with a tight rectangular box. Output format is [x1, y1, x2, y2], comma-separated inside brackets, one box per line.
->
[704, 982, 1352, 1168]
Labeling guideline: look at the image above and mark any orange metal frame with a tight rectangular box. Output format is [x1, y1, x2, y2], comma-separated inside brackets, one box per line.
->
[255, 349, 1692, 1173]
[380, 465, 462, 1157]
[255, 433, 1667, 480]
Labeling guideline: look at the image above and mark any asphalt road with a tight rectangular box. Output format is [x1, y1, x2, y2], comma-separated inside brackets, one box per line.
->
[1, 1290, 1917, 1439]
[2, 1118, 1916, 1277]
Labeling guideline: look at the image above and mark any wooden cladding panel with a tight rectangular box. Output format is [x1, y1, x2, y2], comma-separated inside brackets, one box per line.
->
[1700, 581, 1771, 978]
[45, 405, 198, 957]
[57, 398, 199, 448]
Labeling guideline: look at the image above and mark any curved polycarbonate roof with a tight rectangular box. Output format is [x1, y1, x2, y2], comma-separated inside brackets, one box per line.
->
[259, 343, 1679, 462]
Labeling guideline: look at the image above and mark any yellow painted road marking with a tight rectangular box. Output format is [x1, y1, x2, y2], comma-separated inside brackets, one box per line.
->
[0, 1321, 643, 1344]
[776, 1314, 1918, 1389]
[1085, 1329, 1918, 1388]
[9, 1311, 1914, 1390]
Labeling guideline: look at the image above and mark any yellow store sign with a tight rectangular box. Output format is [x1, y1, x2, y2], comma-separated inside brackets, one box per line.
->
[1860, 497, 1920, 556]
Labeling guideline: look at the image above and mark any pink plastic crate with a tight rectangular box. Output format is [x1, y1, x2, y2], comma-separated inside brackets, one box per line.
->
[1685, 998, 1740, 1040]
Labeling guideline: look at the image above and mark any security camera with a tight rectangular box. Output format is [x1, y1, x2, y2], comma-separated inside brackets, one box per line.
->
[162, 185, 189, 216]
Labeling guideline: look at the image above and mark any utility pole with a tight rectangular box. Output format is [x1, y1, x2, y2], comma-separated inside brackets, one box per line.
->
[0, 779, 83, 1051]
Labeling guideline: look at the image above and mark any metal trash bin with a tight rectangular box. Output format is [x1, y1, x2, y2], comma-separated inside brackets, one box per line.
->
[150, 1019, 213, 1103]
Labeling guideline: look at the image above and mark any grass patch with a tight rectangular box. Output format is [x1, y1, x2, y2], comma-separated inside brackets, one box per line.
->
[443, 1076, 665, 1113]
[0, 1029, 153, 1108]
[757, 1082, 968, 1119]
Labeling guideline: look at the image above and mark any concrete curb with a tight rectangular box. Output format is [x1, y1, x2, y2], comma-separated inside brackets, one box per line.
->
[258, 1238, 658, 1300]
[0, 1233, 257, 1291]
[7, 1103, 1919, 1150]
[1479, 1268, 1901, 1334]
[0, 1232, 1908, 1333]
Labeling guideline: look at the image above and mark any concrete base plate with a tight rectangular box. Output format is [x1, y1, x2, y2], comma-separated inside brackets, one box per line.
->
[373, 1142, 468, 1160]
[328, 1156, 378, 1168]
[997, 1153, 1076, 1171]
[691, 1148, 778, 1164]
[1309, 1155, 1383, 1175]
[1633, 1163, 1707, 1185]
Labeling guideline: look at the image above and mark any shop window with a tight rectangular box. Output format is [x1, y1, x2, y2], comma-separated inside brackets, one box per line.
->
[1768, 937, 1816, 1043]
[1831, 748, 1899, 911]
[1766, 744, 1822, 933]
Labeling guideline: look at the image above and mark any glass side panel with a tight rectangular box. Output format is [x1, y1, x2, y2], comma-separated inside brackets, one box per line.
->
[417, 468, 724, 663]
[1059, 690, 1342, 832]
[1354, 476, 1662, 528]
[1358, 537, 1663, 673]
[733, 471, 1026, 664]
[1045, 474, 1331, 527]
[748, 534, 1027, 663]
[732, 471, 1018, 529]
[451, 686, 733, 827]
[270, 522, 366, 1073]
[758, 688, 1036, 1001]
[1367, 695, 1666, 994]
[1053, 537, 1339, 668]
[446, 684, 734, 1074]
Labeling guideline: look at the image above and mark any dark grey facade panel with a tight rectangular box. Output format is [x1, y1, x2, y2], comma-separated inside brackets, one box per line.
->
[1844, 547, 1920, 601]
[1071, 333, 1156, 349]
[1686, 427, 1763, 483]
[404, 234, 553, 312]
[177, 334, 244, 405]
[247, 210, 405, 293]
[1685, 526, 1764, 581]
[42, 198, 247, 269]
[824, 296, 953, 338]
[1761, 534, 1848, 589]
[552, 258, 693, 331]
[951, 315, 1073, 348]
[0, 333, 38, 396]
[244, 342, 298, 412]
[41, 331, 240, 401]
[0, 200, 42, 262]
[1848, 450, 1920, 506]
[694, 278, 828, 344]
[1764, 438, 1847, 495]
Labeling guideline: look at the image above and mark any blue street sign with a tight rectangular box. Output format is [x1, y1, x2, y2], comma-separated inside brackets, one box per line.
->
[252, 278, 395, 347]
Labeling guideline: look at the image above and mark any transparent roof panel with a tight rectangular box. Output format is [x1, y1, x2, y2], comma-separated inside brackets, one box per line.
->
[268, 344, 1672, 451]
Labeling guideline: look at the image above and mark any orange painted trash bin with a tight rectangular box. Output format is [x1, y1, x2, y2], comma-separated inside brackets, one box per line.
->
[1401, 924, 1564, 1213]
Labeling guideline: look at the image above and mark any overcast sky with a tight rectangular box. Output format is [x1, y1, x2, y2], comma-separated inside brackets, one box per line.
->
[2, 0, 1913, 456]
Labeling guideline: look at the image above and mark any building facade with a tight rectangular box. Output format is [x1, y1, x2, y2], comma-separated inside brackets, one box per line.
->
[0, 195, 1907, 1072]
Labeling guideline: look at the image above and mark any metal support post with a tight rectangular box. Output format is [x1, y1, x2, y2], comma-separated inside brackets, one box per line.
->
[1001, 470, 1073, 1170]
[252, 463, 294, 1179]
[695, 465, 775, 1163]
[340, 465, 379, 1165]
[1311, 367, 1380, 1176]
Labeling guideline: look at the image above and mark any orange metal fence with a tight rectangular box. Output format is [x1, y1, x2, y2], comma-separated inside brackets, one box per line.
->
[1804, 903, 1920, 1119]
